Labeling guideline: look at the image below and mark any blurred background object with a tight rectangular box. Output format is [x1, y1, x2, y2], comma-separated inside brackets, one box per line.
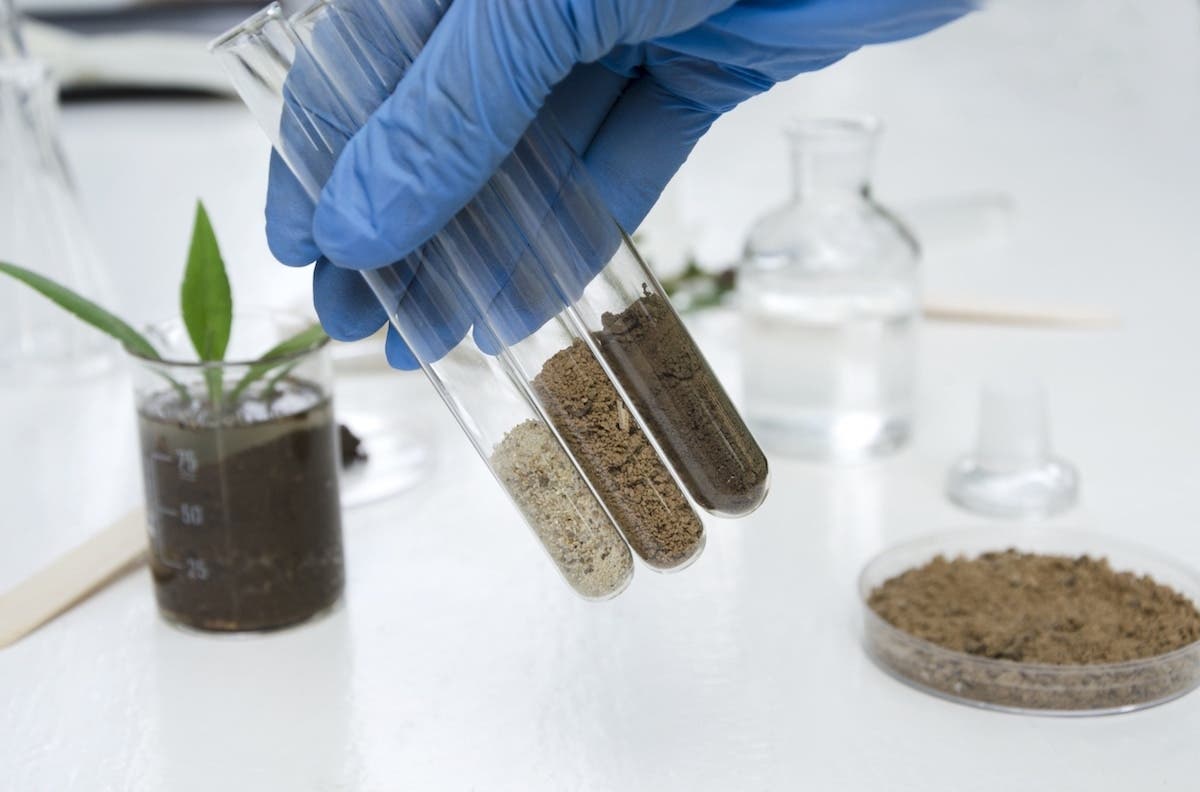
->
[330, 337, 434, 509]
[946, 379, 1080, 519]
[2, 0, 26, 55]
[739, 118, 920, 462]
[0, 55, 118, 379]
[8, 0, 246, 96]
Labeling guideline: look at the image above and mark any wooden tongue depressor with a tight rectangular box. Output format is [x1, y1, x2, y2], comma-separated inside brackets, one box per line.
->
[0, 508, 147, 649]
[923, 299, 1120, 329]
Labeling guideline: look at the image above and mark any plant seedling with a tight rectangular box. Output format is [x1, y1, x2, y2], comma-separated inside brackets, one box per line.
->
[0, 200, 327, 406]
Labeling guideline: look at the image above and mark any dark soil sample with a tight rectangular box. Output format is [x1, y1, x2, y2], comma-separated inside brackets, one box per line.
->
[593, 288, 768, 516]
[532, 339, 704, 570]
[869, 550, 1200, 664]
[338, 423, 368, 468]
[138, 380, 344, 632]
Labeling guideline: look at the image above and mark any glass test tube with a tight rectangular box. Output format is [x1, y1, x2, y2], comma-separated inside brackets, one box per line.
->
[287, 0, 711, 569]
[211, 4, 636, 598]
[297, 0, 770, 518]
[491, 118, 771, 517]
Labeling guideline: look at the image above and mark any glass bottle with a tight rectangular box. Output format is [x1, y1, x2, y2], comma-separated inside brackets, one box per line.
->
[740, 118, 919, 461]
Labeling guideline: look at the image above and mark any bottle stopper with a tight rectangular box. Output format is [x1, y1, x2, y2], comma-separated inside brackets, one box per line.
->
[946, 380, 1079, 518]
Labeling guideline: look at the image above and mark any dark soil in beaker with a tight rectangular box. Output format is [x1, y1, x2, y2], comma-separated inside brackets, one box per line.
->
[137, 379, 344, 632]
[594, 290, 769, 516]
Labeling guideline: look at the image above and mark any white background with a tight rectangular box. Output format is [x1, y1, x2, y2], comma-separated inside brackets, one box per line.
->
[3, 0, 1200, 788]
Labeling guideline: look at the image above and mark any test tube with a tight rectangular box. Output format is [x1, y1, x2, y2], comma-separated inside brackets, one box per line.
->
[492, 119, 771, 516]
[210, 4, 637, 598]
[280, 0, 707, 569]
[292, 0, 770, 518]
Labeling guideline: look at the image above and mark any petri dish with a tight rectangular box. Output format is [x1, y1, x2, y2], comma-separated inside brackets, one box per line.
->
[859, 527, 1200, 716]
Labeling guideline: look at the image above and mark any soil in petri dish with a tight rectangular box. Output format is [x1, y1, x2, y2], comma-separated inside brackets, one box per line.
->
[869, 550, 1200, 664]
[138, 379, 344, 632]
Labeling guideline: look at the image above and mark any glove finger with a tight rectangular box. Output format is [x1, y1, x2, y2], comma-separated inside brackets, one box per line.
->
[319, 244, 473, 366]
[266, 151, 321, 267]
[577, 69, 725, 234]
[541, 62, 629, 158]
[267, 0, 427, 266]
[471, 244, 567, 355]
[312, 257, 388, 341]
[386, 248, 475, 366]
[658, 0, 977, 79]
[384, 324, 420, 370]
[311, 0, 736, 270]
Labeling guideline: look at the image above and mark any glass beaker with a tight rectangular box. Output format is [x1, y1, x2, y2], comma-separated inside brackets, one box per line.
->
[131, 313, 345, 631]
[740, 118, 920, 462]
[0, 58, 116, 380]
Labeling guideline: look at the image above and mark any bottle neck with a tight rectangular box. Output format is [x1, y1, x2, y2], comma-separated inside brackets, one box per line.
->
[787, 119, 878, 202]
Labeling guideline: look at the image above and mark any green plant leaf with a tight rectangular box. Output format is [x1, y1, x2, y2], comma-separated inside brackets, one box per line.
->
[180, 201, 232, 406]
[228, 323, 328, 403]
[0, 260, 160, 359]
[181, 201, 232, 363]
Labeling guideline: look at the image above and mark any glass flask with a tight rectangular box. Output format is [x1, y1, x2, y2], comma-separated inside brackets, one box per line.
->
[740, 118, 919, 461]
[0, 58, 117, 380]
[1, 0, 23, 57]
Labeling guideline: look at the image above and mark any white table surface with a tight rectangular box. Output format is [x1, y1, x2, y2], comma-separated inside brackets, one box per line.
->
[4, 1, 1200, 789]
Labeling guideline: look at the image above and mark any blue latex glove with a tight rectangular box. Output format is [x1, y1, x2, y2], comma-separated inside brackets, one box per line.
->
[267, 0, 976, 369]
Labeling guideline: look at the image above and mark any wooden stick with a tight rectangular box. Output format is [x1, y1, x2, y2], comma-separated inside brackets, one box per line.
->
[923, 299, 1120, 329]
[0, 509, 147, 649]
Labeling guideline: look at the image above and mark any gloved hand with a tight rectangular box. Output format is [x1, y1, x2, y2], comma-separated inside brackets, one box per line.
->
[267, 0, 976, 369]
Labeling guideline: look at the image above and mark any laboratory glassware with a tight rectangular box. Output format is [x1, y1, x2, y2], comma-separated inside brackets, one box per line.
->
[0, 58, 116, 379]
[132, 313, 345, 631]
[212, 3, 645, 592]
[1, 0, 23, 57]
[946, 380, 1079, 518]
[212, 0, 767, 521]
[740, 118, 919, 461]
[861, 527, 1200, 714]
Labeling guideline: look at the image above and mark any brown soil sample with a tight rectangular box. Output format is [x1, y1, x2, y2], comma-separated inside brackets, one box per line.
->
[594, 289, 768, 516]
[138, 381, 344, 631]
[869, 550, 1200, 664]
[532, 338, 704, 569]
[865, 550, 1200, 711]
[491, 420, 633, 598]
